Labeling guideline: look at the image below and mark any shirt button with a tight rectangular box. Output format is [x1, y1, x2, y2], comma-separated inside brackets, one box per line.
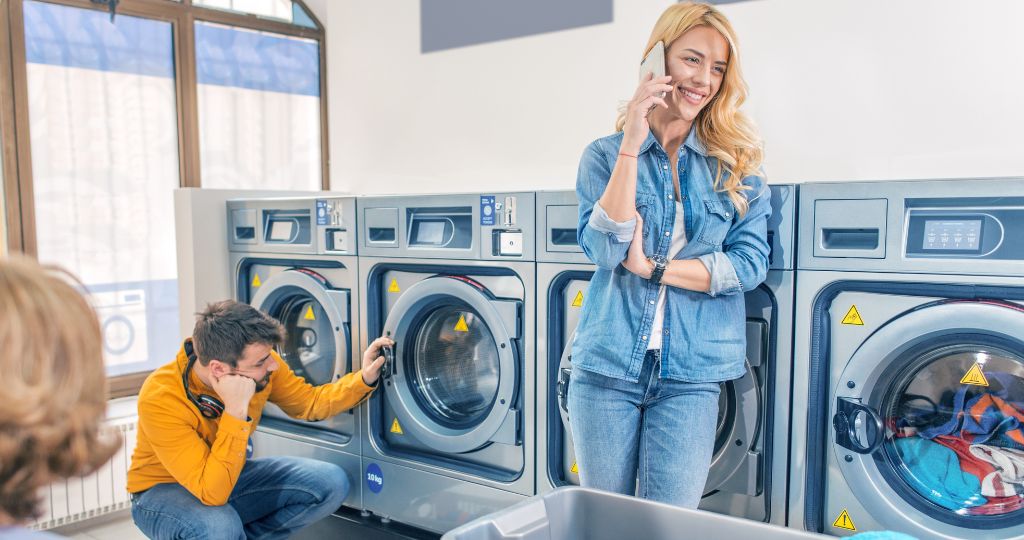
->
[666, 195, 672, 200]
[642, 335, 648, 341]
[649, 300, 655, 305]
[662, 165, 669, 170]
[664, 231, 670, 236]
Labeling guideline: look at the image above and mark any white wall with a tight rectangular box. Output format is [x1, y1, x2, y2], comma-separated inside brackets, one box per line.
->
[306, 0, 1024, 192]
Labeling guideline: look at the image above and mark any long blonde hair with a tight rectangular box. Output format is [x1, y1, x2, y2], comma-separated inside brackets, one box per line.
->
[0, 255, 120, 522]
[617, 2, 764, 216]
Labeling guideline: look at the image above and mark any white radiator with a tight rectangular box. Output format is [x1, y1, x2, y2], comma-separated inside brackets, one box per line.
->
[31, 414, 138, 530]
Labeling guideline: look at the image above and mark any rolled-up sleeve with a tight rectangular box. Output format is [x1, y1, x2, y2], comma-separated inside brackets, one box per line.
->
[576, 141, 636, 269]
[697, 175, 771, 297]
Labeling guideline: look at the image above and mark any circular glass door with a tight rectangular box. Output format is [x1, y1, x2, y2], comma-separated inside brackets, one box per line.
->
[250, 269, 348, 386]
[832, 299, 1024, 535]
[879, 339, 1024, 520]
[272, 296, 334, 384]
[381, 276, 519, 454]
[409, 305, 501, 429]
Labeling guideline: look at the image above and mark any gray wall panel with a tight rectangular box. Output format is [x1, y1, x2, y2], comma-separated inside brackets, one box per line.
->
[421, 0, 613, 53]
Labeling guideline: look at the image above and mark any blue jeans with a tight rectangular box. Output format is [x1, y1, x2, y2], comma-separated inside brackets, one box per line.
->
[130, 457, 348, 540]
[567, 350, 721, 508]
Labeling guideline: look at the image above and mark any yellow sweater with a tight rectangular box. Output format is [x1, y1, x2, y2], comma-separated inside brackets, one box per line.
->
[127, 341, 374, 505]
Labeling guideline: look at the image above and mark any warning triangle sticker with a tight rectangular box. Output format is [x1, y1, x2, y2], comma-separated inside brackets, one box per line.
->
[571, 291, 584, 308]
[570, 462, 578, 474]
[390, 418, 403, 434]
[454, 315, 469, 332]
[304, 306, 316, 321]
[252, 274, 262, 287]
[961, 363, 990, 386]
[388, 279, 401, 293]
[832, 509, 856, 531]
[841, 305, 864, 325]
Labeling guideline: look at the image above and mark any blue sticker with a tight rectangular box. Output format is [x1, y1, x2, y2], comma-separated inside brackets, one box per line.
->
[316, 200, 328, 225]
[480, 196, 495, 226]
[366, 463, 384, 493]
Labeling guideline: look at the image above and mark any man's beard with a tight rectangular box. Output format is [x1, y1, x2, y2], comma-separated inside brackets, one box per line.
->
[254, 374, 271, 393]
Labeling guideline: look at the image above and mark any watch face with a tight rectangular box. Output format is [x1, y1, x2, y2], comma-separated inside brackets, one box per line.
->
[651, 254, 668, 266]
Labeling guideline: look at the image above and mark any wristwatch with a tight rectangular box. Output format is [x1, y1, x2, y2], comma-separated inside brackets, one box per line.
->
[648, 254, 668, 285]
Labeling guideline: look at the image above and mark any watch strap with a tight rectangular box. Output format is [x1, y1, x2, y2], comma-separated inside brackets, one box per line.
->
[649, 258, 666, 285]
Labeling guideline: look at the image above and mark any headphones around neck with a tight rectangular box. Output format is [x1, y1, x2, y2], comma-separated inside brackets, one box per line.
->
[183, 339, 225, 419]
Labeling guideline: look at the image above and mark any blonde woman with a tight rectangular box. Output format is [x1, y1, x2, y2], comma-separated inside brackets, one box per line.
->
[0, 256, 119, 537]
[569, 2, 771, 507]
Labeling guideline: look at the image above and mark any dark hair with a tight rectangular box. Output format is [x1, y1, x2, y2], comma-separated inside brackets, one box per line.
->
[192, 300, 285, 367]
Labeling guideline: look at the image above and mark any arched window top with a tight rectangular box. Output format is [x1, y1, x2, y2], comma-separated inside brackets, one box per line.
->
[192, 0, 318, 29]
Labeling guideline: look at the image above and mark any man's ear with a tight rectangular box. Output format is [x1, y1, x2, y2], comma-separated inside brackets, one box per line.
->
[208, 360, 230, 378]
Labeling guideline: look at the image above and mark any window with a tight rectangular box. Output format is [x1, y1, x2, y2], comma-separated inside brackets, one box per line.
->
[1, 0, 325, 387]
[193, 0, 317, 28]
[23, 1, 180, 376]
[195, 22, 322, 190]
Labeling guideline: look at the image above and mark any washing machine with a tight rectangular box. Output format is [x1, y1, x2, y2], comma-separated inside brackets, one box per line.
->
[789, 178, 1024, 538]
[534, 186, 796, 525]
[357, 192, 536, 534]
[92, 288, 149, 368]
[226, 196, 363, 508]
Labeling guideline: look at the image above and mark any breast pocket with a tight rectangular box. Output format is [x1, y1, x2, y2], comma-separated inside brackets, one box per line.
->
[697, 199, 734, 247]
[635, 194, 658, 255]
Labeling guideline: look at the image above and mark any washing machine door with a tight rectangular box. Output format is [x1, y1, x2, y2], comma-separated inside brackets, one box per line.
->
[556, 321, 765, 496]
[382, 276, 521, 454]
[250, 269, 350, 385]
[833, 300, 1024, 533]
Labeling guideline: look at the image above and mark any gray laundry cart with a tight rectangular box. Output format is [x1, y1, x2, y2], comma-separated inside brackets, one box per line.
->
[441, 486, 829, 539]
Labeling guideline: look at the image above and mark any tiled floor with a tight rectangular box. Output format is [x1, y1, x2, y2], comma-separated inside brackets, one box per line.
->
[52, 508, 440, 540]
[53, 511, 146, 540]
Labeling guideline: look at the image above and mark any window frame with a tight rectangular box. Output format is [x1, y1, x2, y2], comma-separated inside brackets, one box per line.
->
[1, 0, 328, 397]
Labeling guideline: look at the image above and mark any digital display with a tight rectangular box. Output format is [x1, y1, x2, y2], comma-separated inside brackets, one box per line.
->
[415, 221, 446, 245]
[268, 220, 294, 242]
[923, 219, 982, 251]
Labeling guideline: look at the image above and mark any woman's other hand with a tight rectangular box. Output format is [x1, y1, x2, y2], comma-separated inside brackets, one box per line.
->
[622, 213, 653, 279]
[621, 73, 673, 154]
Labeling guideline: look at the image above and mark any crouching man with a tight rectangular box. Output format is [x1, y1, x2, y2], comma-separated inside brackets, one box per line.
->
[127, 300, 392, 539]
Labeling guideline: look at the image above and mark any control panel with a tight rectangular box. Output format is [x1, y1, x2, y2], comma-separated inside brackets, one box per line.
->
[357, 192, 536, 261]
[906, 208, 1015, 259]
[227, 197, 357, 255]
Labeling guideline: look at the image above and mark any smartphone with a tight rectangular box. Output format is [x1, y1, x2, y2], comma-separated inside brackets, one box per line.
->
[639, 41, 667, 99]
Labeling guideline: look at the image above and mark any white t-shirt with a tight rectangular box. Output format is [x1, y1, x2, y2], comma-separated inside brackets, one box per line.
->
[648, 201, 687, 351]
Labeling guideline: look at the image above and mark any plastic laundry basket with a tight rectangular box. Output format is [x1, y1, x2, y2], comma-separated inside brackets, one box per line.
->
[441, 486, 828, 540]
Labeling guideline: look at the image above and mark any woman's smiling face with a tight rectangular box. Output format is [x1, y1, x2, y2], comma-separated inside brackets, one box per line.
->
[661, 25, 730, 122]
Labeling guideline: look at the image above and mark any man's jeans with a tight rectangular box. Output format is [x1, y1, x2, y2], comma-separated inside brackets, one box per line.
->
[567, 350, 721, 508]
[130, 457, 348, 539]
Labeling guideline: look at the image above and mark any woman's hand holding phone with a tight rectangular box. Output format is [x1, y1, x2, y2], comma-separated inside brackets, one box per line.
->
[621, 73, 673, 154]
[622, 54, 673, 154]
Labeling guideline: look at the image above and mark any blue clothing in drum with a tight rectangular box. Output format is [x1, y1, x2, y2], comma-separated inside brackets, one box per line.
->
[573, 128, 772, 384]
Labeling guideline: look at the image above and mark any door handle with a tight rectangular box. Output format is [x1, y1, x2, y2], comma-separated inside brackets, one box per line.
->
[380, 344, 395, 381]
[557, 366, 572, 415]
[833, 397, 884, 455]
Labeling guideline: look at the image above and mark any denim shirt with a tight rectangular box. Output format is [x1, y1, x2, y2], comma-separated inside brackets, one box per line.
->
[572, 128, 771, 383]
